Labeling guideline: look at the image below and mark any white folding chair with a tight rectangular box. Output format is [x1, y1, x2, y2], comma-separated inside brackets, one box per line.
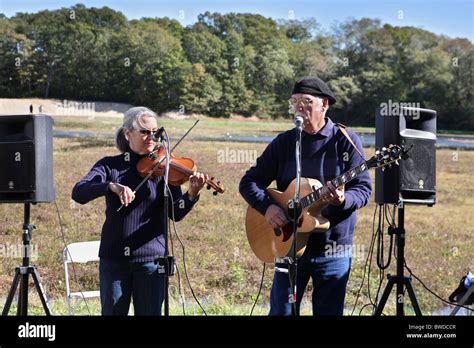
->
[63, 241, 100, 315]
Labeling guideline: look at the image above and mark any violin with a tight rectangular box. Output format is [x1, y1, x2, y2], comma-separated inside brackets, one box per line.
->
[136, 145, 225, 195]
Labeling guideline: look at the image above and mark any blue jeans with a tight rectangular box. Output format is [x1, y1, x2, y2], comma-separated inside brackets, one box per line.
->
[269, 253, 352, 316]
[99, 258, 165, 315]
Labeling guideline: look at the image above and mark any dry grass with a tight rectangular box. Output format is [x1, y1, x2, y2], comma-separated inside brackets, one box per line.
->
[0, 118, 472, 315]
[52, 115, 376, 138]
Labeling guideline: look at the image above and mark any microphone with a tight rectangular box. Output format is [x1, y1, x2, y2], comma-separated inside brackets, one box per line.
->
[152, 127, 165, 142]
[294, 115, 304, 132]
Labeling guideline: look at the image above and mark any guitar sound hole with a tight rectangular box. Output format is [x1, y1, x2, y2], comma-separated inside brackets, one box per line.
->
[274, 228, 281, 237]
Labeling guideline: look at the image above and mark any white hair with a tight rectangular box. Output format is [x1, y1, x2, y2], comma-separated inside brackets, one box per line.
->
[115, 106, 158, 153]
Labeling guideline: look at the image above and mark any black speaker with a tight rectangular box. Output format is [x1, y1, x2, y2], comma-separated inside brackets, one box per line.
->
[375, 107, 436, 206]
[0, 115, 55, 203]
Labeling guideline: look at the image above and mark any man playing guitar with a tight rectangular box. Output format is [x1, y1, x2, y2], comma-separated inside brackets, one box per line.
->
[239, 76, 372, 315]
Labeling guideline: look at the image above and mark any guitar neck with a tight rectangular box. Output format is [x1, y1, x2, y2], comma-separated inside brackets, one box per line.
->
[300, 161, 369, 209]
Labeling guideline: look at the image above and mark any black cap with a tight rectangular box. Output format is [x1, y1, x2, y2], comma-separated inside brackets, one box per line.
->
[292, 76, 336, 105]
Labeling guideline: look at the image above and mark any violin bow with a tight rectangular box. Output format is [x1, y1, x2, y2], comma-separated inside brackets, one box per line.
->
[116, 120, 200, 212]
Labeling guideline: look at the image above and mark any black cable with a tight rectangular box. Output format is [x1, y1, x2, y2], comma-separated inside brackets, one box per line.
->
[376, 205, 392, 270]
[366, 204, 384, 313]
[359, 303, 376, 315]
[365, 208, 376, 310]
[373, 205, 394, 311]
[366, 205, 382, 314]
[371, 205, 388, 315]
[250, 263, 266, 316]
[355, 203, 394, 316]
[375, 205, 385, 269]
[373, 204, 398, 313]
[54, 200, 92, 315]
[166, 182, 208, 316]
[404, 260, 474, 313]
[373, 261, 385, 312]
[373, 267, 386, 313]
[387, 204, 396, 226]
[167, 204, 186, 315]
[383, 203, 393, 226]
[352, 203, 378, 315]
[351, 203, 376, 315]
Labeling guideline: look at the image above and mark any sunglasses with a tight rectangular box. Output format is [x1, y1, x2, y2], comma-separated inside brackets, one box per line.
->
[136, 128, 158, 136]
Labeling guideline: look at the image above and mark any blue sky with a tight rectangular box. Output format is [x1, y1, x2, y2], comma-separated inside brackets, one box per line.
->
[1, 0, 472, 41]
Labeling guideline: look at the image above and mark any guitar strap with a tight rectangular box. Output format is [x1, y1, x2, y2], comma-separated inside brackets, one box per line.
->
[334, 122, 365, 160]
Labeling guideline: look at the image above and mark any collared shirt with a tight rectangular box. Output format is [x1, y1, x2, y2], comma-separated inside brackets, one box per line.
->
[72, 149, 198, 262]
[239, 117, 372, 255]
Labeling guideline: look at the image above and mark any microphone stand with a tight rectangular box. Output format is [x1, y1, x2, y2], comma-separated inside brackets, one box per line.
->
[289, 124, 303, 315]
[160, 132, 172, 316]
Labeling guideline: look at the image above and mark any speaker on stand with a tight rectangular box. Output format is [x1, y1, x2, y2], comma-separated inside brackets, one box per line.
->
[373, 106, 436, 316]
[0, 114, 55, 316]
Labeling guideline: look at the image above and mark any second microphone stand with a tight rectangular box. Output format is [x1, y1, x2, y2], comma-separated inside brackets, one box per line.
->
[160, 132, 174, 316]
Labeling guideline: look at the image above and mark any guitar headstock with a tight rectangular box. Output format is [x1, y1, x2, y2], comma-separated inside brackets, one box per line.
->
[366, 144, 405, 170]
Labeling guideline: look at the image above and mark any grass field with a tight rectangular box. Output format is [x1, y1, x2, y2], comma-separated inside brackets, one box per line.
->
[52, 115, 377, 138]
[0, 116, 472, 315]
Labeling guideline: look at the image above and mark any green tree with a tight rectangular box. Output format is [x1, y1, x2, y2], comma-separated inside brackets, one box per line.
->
[181, 63, 222, 115]
[0, 17, 35, 97]
[125, 20, 189, 111]
[182, 23, 226, 77]
[443, 38, 474, 129]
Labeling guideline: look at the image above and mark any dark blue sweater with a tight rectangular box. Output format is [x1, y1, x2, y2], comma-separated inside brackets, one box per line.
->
[239, 118, 372, 256]
[72, 150, 197, 262]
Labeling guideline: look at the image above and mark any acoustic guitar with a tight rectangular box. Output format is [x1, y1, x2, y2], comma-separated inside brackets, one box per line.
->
[245, 145, 405, 263]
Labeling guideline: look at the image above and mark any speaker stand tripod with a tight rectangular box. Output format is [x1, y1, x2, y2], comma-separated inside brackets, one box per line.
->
[374, 204, 422, 316]
[2, 203, 51, 316]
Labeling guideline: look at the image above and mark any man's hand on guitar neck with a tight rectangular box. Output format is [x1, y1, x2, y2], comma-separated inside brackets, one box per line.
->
[321, 181, 345, 206]
[265, 204, 289, 229]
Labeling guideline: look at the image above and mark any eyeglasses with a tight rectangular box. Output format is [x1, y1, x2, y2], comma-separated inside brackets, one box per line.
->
[289, 97, 314, 107]
[136, 128, 158, 136]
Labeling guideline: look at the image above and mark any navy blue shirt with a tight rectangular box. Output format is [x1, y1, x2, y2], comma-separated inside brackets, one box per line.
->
[239, 118, 372, 256]
[72, 149, 197, 262]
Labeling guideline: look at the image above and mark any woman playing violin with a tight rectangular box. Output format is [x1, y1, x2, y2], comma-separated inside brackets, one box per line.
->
[72, 106, 208, 315]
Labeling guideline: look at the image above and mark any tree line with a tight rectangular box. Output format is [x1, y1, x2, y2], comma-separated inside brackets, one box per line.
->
[0, 4, 472, 130]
